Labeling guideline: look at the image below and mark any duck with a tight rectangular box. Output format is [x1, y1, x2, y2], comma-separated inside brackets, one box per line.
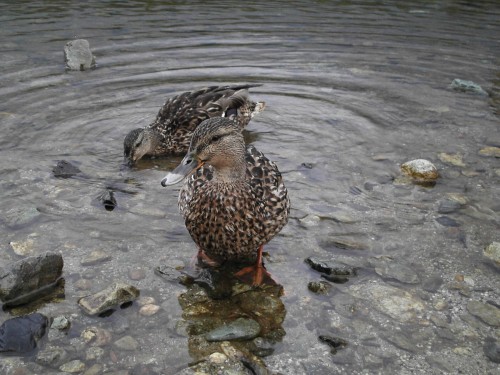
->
[161, 117, 290, 286]
[124, 84, 265, 165]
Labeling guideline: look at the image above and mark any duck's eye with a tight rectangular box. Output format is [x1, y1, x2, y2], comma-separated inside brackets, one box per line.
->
[211, 134, 222, 143]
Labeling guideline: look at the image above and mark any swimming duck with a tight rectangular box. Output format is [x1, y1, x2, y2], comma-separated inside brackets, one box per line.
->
[161, 117, 290, 286]
[124, 84, 265, 164]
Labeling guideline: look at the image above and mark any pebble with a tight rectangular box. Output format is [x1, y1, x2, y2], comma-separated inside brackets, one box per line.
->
[205, 318, 261, 342]
[83, 363, 103, 375]
[80, 250, 111, 266]
[483, 337, 500, 363]
[139, 304, 160, 316]
[113, 335, 139, 351]
[374, 260, 420, 284]
[4, 207, 41, 228]
[64, 39, 96, 71]
[9, 238, 35, 256]
[438, 152, 465, 167]
[483, 242, 500, 266]
[59, 359, 85, 373]
[400, 159, 438, 182]
[78, 282, 140, 315]
[74, 278, 92, 290]
[308, 281, 332, 294]
[450, 78, 488, 95]
[435, 216, 460, 227]
[437, 199, 463, 214]
[51, 316, 70, 331]
[478, 146, 500, 157]
[35, 346, 68, 368]
[466, 300, 500, 327]
[250, 337, 275, 357]
[81, 326, 112, 346]
[319, 237, 367, 251]
[85, 346, 105, 361]
[137, 296, 156, 306]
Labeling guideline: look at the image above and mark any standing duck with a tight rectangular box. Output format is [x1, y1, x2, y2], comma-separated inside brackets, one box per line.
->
[124, 84, 265, 165]
[161, 117, 290, 286]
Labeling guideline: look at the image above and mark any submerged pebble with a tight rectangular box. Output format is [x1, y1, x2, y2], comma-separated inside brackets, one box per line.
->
[205, 318, 261, 342]
[308, 281, 332, 294]
[401, 159, 438, 182]
[450, 78, 488, 95]
[478, 146, 500, 158]
[466, 301, 500, 327]
[374, 260, 420, 284]
[0, 313, 48, 354]
[64, 39, 96, 71]
[483, 337, 500, 363]
[483, 242, 500, 267]
[438, 152, 466, 167]
[78, 282, 140, 315]
[59, 359, 85, 373]
[80, 250, 112, 266]
[113, 335, 139, 351]
[319, 335, 348, 354]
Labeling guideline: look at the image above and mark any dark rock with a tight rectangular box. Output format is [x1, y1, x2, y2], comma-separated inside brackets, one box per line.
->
[205, 318, 261, 342]
[422, 274, 444, 293]
[483, 337, 500, 363]
[64, 39, 96, 71]
[437, 199, 463, 214]
[436, 216, 460, 227]
[52, 160, 81, 178]
[250, 337, 275, 357]
[78, 282, 140, 316]
[99, 190, 117, 211]
[305, 257, 358, 279]
[155, 265, 194, 286]
[0, 313, 48, 354]
[0, 252, 63, 306]
[307, 281, 332, 294]
[318, 335, 348, 354]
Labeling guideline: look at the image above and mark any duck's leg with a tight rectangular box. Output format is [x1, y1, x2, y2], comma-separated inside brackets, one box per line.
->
[234, 245, 275, 286]
[195, 247, 220, 267]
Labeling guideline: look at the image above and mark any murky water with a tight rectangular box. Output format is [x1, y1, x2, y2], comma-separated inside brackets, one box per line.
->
[1, 1, 499, 374]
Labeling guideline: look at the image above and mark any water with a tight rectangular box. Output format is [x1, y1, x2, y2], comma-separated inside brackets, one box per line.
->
[1, 1, 499, 374]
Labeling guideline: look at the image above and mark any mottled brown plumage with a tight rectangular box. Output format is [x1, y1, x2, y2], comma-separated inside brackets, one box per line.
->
[161, 117, 289, 285]
[124, 85, 265, 164]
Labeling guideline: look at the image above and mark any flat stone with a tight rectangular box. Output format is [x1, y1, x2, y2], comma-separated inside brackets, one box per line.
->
[467, 300, 500, 327]
[59, 359, 85, 373]
[483, 337, 500, 363]
[52, 160, 82, 178]
[450, 78, 488, 95]
[350, 283, 426, 323]
[113, 335, 139, 351]
[438, 152, 465, 167]
[80, 250, 111, 266]
[484, 242, 500, 266]
[139, 304, 160, 316]
[64, 39, 96, 71]
[479, 146, 500, 158]
[0, 252, 63, 306]
[401, 159, 438, 182]
[205, 318, 261, 342]
[81, 326, 112, 346]
[35, 346, 68, 368]
[4, 207, 40, 228]
[9, 238, 35, 256]
[78, 282, 140, 315]
[374, 261, 420, 284]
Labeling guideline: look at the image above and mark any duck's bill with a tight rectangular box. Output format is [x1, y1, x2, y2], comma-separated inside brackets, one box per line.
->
[161, 153, 200, 187]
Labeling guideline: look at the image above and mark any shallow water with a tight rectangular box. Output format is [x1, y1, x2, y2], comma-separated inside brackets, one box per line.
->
[1, 1, 499, 374]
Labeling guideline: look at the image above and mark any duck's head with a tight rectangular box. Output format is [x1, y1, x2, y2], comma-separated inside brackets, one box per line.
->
[124, 128, 158, 165]
[161, 117, 245, 186]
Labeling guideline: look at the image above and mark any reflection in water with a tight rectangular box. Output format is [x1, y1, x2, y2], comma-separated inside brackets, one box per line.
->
[175, 266, 286, 373]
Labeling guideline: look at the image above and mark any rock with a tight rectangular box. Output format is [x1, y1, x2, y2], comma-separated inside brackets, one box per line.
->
[450, 78, 488, 95]
[305, 257, 357, 284]
[0, 313, 48, 354]
[113, 335, 139, 351]
[85, 346, 105, 361]
[308, 281, 332, 294]
[59, 359, 86, 373]
[484, 242, 500, 266]
[479, 146, 500, 157]
[80, 250, 112, 266]
[466, 301, 500, 327]
[64, 39, 96, 71]
[98, 189, 117, 211]
[318, 335, 348, 354]
[155, 265, 194, 286]
[51, 315, 70, 331]
[3, 207, 41, 228]
[35, 346, 68, 368]
[350, 283, 426, 323]
[139, 304, 160, 316]
[81, 326, 112, 347]
[374, 260, 420, 284]
[0, 252, 63, 306]
[205, 318, 261, 342]
[437, 198, 464, 214]
[319, 237, 367, 251]
[52, 160, 82, 178]
[483, 337, 500, 363]
[9, 238, 35, 256]
[78, 282, 140, 315]
[437, 152, 466, 167]
[401, 159, 438, 182]
[83, 363, 103, 375]
[435, 216, 460, 227]
[128, 267, 146, 280]
[250, 337, 275, 357]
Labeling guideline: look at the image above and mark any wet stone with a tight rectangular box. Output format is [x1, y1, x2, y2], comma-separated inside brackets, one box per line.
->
[205, 318, 261, 342]
[466, 300, 500, 327]
[128, 267, 146, 281]
[51, 315, 70, 331]
[422, 274, 444, 293]
[437, 199, 464, 214]
[86, 346, 105, 361]
[64, 39, 96, 71]
[78, 282, 140, 315]
[139, 304, 160, 316]
[81, 250, 111, 266]
[305, 257, 358, 282]
[0, 313, 48, 354]
[400, 159, 438, 182]
[450, 78, 488, 95]
[98, 189, 116, 211]
[4, 207, 41, 228]
[155, 265, 194, 286]
[83, 363, 103, 375]
[9, 238, 35, 256]
[319, 237, 367, 251]
[81, 326, 112, 346]
[436, 216, 460, 227]
[483, 337, 500, 363]
[113, 335, 139, 351]
[35, 345, 68, 368]
[59, 359, 85, 373]
[308, 281, 332, 294]
[52, 160, 82, 178]
[373, 260, 420, 284]
[0, 252, 63, 306]
[483, 242, 500, 267]
[318, 335, 348, 354]
[437, 152, 466, 167]
[250, 337, 275, 357]
[478, 146, 500, 157]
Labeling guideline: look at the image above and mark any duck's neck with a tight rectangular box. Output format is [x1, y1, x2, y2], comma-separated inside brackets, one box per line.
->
[212, 148, 247, 183]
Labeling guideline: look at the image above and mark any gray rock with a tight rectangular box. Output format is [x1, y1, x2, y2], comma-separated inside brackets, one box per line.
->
[64, 39, 96, 71]
[78, 282, 140, 315]
[483, 337, 500, 363]
[80, 250, 112, 266]
[437, 199, 464, 214]
[3, 206, 41, 228]
[51, 316, 70, 331]
[374, 260, 420, 284]
[484, 242, 500, 266]
[467, 300, 500, 327]
[52, 160, 81, 178]
[450, 78, 488, 96]
[0, 252, 63, 306]
[35, 346, 68, 368]
[59, 359, 86, 373]
[205, 318, 261, 342]
[113, 335, 139, 351]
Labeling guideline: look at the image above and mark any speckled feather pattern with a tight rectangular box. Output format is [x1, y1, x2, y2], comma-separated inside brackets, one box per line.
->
[150, 85, 262, 155]
[179, 145, 290, 263]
